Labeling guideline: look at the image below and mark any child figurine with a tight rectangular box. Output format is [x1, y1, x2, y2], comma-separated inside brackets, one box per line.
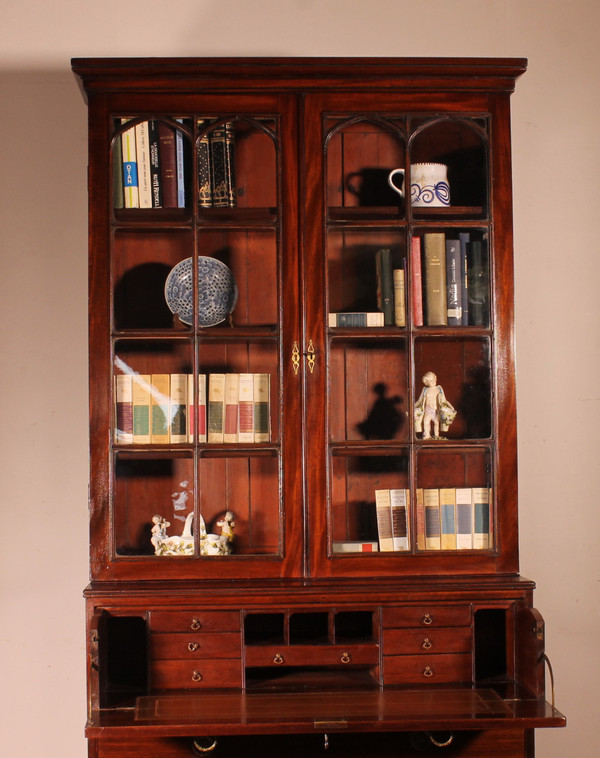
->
[217, 510, 236, 545]
[414, 371, 457, 439]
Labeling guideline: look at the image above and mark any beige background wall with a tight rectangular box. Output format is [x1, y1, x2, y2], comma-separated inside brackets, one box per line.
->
[1, 2, 598, 756]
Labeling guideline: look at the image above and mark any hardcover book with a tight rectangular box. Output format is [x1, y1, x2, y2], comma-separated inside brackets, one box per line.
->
[238, 373, 255, 443]
[150, 374, 170, 444]
[157, 122, 178, 208]
[423, 233, 448, 326]
[393, 265, 406, 327]
[455, 487, 474, 549]
[376, 248, 394, 326]
[114, 374, 133, 443]
[328, 312, 385, 327]
[120, 118, 139, 208]
[197, 119, 212, 208]
[207, 373, 225, 443]
[224, 373, 240, 443]
[410, 236, 423, 327]
[132, 374, 151, 444]
[424, 488, 441, 550]
[375, 489, 394, 551]
[135, 120, 152, 208]
[253, 373, 270, 443]
[445, 238, 462, 326]
[440, 487, 457, 550]
[472, 486, 491, 549]
[169, 373, 188, 444]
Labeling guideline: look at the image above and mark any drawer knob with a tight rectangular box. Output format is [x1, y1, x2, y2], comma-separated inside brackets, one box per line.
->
[423, 666, 434, 678]
[340, 651, 352, 664]
[421, 637, 433, 650]
[421, 612, 433, 625]
[188, 642, 200, 652]
[273, 653, 285, 664]
[192, 670, 203, 682]
[191, 618, 202, 631]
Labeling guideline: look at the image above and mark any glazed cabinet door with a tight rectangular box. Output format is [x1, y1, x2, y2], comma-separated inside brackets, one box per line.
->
[301, 91, 518, 578]
[88, 91, 303, 581]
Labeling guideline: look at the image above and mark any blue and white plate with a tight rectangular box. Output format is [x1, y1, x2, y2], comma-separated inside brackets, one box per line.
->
[164, 256, 238, 327]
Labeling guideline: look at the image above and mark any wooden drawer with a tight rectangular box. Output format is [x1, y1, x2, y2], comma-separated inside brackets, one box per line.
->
[150, 632, 242, 660]
[149, 610, 240, 633]
[245, 644, 379, 668]
[383, 605, 471, 629]
[383, 627, 471, 655]
[151, 658, 242, 690]
[384, 653, 472, 684]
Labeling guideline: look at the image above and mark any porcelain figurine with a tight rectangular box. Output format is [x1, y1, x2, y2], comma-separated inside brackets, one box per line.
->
[414, 371, 456, 439]
[151, 510, 235, 556]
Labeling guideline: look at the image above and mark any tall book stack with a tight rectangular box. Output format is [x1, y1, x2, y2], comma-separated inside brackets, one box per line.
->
[114, 372, 270, 445]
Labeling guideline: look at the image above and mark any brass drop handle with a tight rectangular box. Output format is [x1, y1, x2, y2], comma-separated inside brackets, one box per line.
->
[188, 642, 200, 652]
[191, 618, 202, 631]
[421, 612, 433, 625]
[273, 653, 285, 664]
[192, 670, 203, 682]
[193, 737, 218, 753]
[423, 666, 434, 678]
[340, 651, 352, 664]
[421, 637, 433, 650]
[427, 732, 454, 748]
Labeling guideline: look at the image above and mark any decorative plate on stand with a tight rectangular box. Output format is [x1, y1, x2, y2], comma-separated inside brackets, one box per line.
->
[164, 256, 238, 326]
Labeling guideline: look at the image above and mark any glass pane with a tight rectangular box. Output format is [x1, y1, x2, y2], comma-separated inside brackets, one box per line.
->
[329, 339, 409, 443]
[409, 117, 488, 218]
[199, 452, 280, 556]
[327, 230, 407, 325]
[114, 452, 194, 556]
[330, 451, 410, 553]
[415, 447, 493, 551]
[414, 337, 491, 440]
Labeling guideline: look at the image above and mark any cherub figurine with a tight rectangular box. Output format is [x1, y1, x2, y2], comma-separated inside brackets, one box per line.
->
[414, 371, 457, 439]
[150, 514, 170, 552]
[217, 510, 236, 545]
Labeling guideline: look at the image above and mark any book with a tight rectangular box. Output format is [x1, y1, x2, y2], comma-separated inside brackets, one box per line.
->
[253, 373, 270, 443]
[207, 373, 225, 443]
[157, 122, 178, 208]
[150, 374, 170, 444]
[169, 373, 188, 444]
[332, 541, 379, 553]
[148, 120, 162, 208]
[445, 238, 462, 326]
[410, 236, 423, 327]
[390, 489, 410, 551]
[439, 487, 457, 550]
[175, 119, 186, 208]
[328, 312, 385, 327]
[393, 265, 406, 327]
[120, 118, 139, 208]
[222, 121, 236, 207]
[424, 488, 441, 550]
[455, 487, 474, 549]
[458, 232, 470, 325]
[375, 489, 394, 551]
[196, 373, 207, 443]
[423, 233, 447, 325]
[472, 486, 491, 549]
[223, 373, 240, 443]
[467, 239, 489, 326]
[415, 488, 426, 550]
[375, 248, 394, 325]
[114, 374, 133, 443]
[238, 373, 255, 443]
[197, 119, 212, 207]
[210, 123, 235, 207]
[132, 374, 151, 444]
[112, 134, 124, 209]
[135, 120, 152, 208]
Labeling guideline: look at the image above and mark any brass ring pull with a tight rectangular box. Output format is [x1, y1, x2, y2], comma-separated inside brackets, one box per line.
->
[340, 652, 352, 664]
[292, 342, 300, 376]
[423, 666, 434, 678]
[193, 737, 218, 753]
[427, 732, 454, 748]
[421, 612, 433, 625]
[421, 637, 433, 650]
[190, 618, 202, 631]
[192, 670, 203, 682]
[188, 642, 200, 652]
[273, 653, 285, 664]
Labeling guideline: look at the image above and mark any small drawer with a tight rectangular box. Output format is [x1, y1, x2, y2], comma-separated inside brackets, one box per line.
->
[245, 644, 379, 668]
[149, 610, 240, 633]
[384, 653, 472, 685]
[150, 658, 242, 690]
[383, 605, 471, 629]
[150, 632, 242, 660]
[383, 627, 471, 655]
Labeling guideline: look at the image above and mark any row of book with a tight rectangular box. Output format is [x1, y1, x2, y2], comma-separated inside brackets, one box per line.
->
[114, 118, 237, 210]
[335, 486, 491, 554]
[114, 372, 270, 445]
[328, 234, 488, 329]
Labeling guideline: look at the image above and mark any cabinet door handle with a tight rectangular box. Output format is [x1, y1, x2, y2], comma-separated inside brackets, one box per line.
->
[188, 642, 200, 652]
[306, 340, 316, 373]
[192, 670, 203, 682]
[291, 342, 300, 375]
